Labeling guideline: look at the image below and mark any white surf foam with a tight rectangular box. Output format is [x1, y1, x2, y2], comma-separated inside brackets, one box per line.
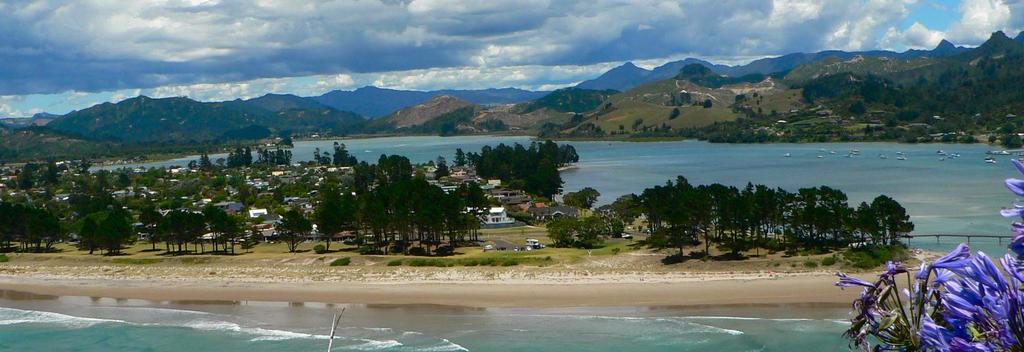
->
[346, 339, 404, 350]
[417, 338, 470, 351]
[0, 307, 125, 328]
[181, 319, 328, 341]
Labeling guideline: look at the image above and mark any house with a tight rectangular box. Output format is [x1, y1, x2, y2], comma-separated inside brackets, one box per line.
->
[215, 201, 244, 213]
[528, 205, 580, 220]
[480, 207, 515, 226]
[248, 208, 269, 218]
[498, 195, 532, 207]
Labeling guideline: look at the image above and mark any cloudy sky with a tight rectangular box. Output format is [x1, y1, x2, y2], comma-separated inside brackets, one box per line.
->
[2, 0, 1022, 118]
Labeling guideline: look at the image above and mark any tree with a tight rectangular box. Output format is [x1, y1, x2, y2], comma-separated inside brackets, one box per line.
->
[98, 210, 133, 255]
[563, 187, 601, 209]
[279, 210, 312, 252]
[79, 217, 100, 255]
[454, 148, 467, 166]
[26, 209, 62, 252]
[138, 203, 162, 251]
[203, 205, 232, 253]
[546, 217, 578, 247]
[669, 107, 680, 120]
[871, 195, 914, 245]
[435, 156, 450, 178]
[315, 187, 348, 252]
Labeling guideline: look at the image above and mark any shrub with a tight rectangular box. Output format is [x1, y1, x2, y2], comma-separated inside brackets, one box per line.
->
[821, 255, 837, 266]
[803, 259, 819, 268]
[358, 246, 382, 255]
[387, 259, 404, 266]
[661, 253, 685, 265]
[842, 245, 908, 269]
[499, 259, 519, 266]
[329, 257, 350, 266]
[313, 244, 327, 254]
[0, 254, 8, 263]
[611, 248, 621, 255]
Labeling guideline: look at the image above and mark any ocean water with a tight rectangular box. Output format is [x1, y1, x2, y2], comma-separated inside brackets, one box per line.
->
[0, 292, 851, 352]
[100, 136, 1018, 255]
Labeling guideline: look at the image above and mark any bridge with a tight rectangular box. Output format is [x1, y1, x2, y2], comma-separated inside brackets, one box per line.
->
[902, 234, 1015, 245]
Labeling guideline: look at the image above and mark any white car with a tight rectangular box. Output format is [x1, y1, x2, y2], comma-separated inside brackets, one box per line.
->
[621, 233, 633, 239]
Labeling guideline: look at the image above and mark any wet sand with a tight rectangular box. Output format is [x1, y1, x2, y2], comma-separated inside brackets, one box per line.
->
[0, 273, 859, 308]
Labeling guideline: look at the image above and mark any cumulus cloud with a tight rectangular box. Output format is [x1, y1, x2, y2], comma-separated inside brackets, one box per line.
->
[3, 0, 1023, 118]
[1, 0, 932, 96]
[882, 0, 1022, 48]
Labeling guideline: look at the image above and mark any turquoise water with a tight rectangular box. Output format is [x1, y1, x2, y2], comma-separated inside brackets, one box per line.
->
[0, 293, 851, 352]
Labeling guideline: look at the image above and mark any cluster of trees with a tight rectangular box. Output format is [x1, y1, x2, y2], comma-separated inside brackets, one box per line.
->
[255, 148, 293, 165]
[312, 155, 490, 255]
[77, 209, 134, 255]
[0, 202, 62, 252]
[226, 147, 254, 167]
[546, 215, 624, 249]
[563, 187, 601, 209]
[312, 142, 358, 166]
[636, 176, 913, 258]
[466, 141, 578, 197]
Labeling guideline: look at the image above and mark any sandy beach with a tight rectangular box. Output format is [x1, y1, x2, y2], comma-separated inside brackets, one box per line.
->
[0, 275, 857, 308]
[0, 261, 861, 307]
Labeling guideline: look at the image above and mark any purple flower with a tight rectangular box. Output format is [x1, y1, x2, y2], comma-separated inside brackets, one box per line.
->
[884, 261, 907, 276]
[932, 243, 972, 270]
[1011, 234, 1024, 259]
[920, 314, 951, 350]
[1002, 206, 1024, 218]
[1013, 159, 1024, 175]
[1007, 179, 1024, 197]
[835, 272, 875, 288]
[1001, 254, 1024, 285]
[950, 338, 996, 352]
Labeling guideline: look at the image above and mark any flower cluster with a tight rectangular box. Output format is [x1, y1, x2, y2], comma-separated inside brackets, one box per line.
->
[836, 160, 1024, 351]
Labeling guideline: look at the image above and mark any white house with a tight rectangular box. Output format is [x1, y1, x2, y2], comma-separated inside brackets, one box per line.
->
[481, 207, 515, 225]
[248, 208, 269, 219]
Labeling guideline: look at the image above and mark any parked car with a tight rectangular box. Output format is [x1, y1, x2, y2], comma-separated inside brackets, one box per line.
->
[525, 238, 545, 249]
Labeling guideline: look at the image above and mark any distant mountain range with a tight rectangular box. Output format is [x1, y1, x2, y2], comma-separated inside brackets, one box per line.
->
[575, 38, 973, 91]
[47, 95, 364, 143]
[8, 31, 1024, 154]
[310, 86, 548, 118]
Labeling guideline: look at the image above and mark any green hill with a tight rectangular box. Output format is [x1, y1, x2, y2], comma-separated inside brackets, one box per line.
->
[0, 127, 116, 163]
[522, 88, 618, 113]
[794, 31, 1024, 119]
[48, 96, 366, 143]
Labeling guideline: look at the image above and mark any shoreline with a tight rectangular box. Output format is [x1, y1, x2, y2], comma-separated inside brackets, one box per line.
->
[0, 273, 859, 308]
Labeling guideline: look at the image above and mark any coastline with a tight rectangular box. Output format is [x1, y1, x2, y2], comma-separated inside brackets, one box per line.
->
[0, 272, 858, 308]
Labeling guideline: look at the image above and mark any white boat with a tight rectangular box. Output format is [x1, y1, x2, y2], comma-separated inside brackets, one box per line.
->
[817, 155, 824, 159]
[937, 150, 945, 155]
[879, 154, 887, 159]
[829, 150, 836, 155]
[896, 155, 907, 161]
[986, 157, 997, 164]
[784, 153, 791, 158]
